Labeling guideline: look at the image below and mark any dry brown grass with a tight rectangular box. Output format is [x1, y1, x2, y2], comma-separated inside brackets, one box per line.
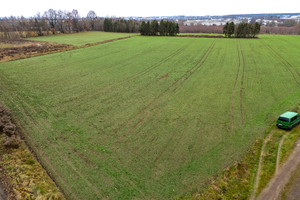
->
[0, 105, 65, 199]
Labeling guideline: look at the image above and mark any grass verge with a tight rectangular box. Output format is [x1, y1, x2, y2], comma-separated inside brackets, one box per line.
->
[179, 137, 262, 199]
[0, 105, 65, 199]
[182, 106, 300, 200]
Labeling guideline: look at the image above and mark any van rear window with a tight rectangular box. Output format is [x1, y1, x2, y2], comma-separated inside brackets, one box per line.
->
[278, 117, 289, 122]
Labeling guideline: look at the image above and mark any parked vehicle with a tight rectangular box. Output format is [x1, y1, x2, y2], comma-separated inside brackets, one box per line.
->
[276, 111, 300, 130]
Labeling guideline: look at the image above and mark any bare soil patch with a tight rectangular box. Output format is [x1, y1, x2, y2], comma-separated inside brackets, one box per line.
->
[0, 39, 73, 62]
[160, 73, 169, 79]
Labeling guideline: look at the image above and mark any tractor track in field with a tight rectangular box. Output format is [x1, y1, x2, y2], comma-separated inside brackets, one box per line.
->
[0, 73, 146, 196]
[230, 40, 245, 133]
[239, 41, 245, 125]
[114, 40, 216, 137]
[230, 41, 242, 133]
[66, 40, 194, 105]
[267, 38, 300, 77]
[262, 41, 300, 86]
[0, 75, 105, 199]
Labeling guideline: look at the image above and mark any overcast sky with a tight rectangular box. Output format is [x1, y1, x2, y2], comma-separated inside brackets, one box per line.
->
[1, 0, 299, 17]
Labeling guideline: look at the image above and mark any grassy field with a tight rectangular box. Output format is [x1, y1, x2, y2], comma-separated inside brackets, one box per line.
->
[0, 33, 299, 199]
[27, 31, 138, 46]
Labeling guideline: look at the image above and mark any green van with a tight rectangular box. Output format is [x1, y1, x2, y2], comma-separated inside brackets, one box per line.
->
[276, 111, 300, 130]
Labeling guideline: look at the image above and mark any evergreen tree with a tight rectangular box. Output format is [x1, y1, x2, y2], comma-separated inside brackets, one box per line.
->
[223, 22, 229, 37]
[139, 21, 146, 35]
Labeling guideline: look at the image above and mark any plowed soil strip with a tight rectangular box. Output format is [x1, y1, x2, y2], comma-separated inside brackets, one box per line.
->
[80, 36, 135, 48]
[0, 36, 135, 63]
[230, 40, 241, 133]
[115, 40, 216, 137]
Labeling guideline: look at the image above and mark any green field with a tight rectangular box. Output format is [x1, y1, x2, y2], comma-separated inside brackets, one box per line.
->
[0, 33, 299, 199]
[27, 31, 138, 46]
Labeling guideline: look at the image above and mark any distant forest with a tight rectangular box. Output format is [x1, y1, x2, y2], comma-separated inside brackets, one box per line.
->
[0, 9, 141, 39]
[1, 9, 300, 39]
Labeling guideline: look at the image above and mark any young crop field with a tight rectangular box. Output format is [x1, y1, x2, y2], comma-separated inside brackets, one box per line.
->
[0, 34, 299, 199]
[27, 31, 138, 46]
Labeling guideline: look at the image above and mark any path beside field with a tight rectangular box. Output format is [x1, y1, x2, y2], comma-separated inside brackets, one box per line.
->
[285, 164, 300, 200]
[257, 139, 300, 200]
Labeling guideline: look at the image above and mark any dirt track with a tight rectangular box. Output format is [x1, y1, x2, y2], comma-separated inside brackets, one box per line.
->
[285, 164, 300, 200]
[0, 182, 6, 200]
[257, 140, 300, 200]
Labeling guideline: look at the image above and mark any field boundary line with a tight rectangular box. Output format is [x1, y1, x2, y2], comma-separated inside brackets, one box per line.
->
[80, 35, 136, 48]
[0, 72, 146, 196]
[1, 35, 137, 63]
[0, 74, 105, 199]
[0, 100, 79, 200]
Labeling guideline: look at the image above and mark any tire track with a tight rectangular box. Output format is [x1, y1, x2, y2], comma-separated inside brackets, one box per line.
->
[230, 40, 241, 133]
[250, 133, 272, 200]
[276, 133, 287, 174]
[239, 41, 245, 125]
[59, 40, 193, 106]
[265, 41, 300, 77]
[262, 41, 300, 86]
[114, 40, 216, 137]
[82, 40, 194, 102]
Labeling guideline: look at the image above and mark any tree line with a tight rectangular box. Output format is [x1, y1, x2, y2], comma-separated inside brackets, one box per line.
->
[139, 20, 179, 36]
[0, 9, 140, 39]
[103, 18, 139, 33]
[223, 22, 261, 38]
